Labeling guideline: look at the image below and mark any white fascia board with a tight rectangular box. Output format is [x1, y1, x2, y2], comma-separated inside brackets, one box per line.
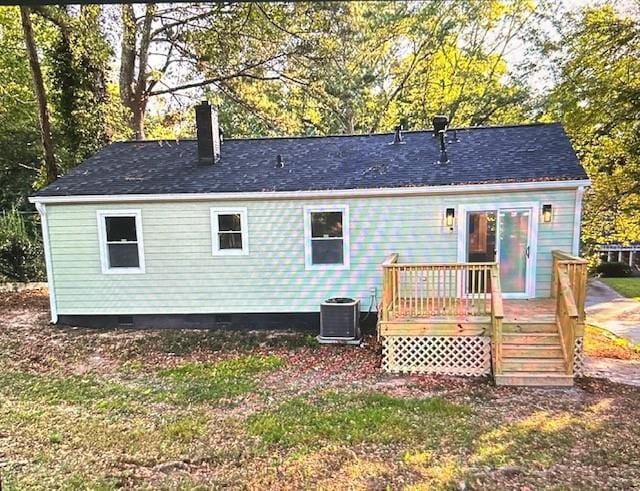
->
[28, 179, 592, 205]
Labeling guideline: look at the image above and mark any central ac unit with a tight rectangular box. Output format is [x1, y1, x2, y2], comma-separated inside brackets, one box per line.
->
[318, 297, 361, 344]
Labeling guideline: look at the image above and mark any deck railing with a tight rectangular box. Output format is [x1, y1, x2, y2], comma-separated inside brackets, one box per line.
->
[551, 250, 588, 322]
[551, 250, 587, 375]
[380, 254, 497, 320]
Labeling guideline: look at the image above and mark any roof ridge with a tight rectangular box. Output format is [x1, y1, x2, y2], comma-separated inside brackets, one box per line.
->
[112, 121, 562, 145]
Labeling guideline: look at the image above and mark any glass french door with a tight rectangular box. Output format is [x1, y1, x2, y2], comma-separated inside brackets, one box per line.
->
[498, 209, 530, 294]
[465, 206, 535, 297]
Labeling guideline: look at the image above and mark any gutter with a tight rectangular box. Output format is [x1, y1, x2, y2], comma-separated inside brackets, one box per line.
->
[29, 179, 592, 205]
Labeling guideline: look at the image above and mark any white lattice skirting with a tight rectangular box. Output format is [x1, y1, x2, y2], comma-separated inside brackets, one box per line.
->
[574, 336, 585, 377]
[382, 336, 491, 376]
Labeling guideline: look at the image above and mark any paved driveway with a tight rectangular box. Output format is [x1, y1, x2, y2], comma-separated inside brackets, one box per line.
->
[586, 280, 640, 344]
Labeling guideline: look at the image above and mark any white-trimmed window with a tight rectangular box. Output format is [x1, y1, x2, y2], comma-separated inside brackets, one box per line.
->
[304, 205, 350, 270]
[97, 210, 145, 274]
[210, 208, 248, 255]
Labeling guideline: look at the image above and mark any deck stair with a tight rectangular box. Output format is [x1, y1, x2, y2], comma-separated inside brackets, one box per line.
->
[494, 321, 573, 387]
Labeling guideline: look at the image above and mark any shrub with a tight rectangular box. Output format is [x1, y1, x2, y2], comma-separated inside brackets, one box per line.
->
[0, 208, 45, 282]
[595, 261, 632, 278]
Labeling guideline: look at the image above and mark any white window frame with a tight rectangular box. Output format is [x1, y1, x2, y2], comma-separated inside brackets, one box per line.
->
[96, 209, 145, 274]
[210, 207, 249, 256]
[304, 204, 350, 270]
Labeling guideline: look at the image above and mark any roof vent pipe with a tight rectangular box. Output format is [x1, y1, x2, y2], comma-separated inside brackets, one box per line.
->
[432, 115, 449, 164]
[195, 101, 221, 165]
[390, 125, 406, 145]
[438, 135, 449, 164]
[276, 154, 285, 168]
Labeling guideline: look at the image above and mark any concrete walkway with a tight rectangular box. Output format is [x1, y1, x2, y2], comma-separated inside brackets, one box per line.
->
[586, 279, 640, 344]
[583, 357, 640, 387]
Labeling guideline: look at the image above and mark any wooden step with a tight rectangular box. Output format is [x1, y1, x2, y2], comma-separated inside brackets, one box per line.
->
[495, 373, 573, 387]
[502, 357, 566, 372]
[502, 345, 563, 359]
[502, 333, 560, 344]
[502, 322, 557, 333]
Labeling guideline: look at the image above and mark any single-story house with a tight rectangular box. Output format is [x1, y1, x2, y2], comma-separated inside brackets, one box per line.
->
[30, 102, 590, 386]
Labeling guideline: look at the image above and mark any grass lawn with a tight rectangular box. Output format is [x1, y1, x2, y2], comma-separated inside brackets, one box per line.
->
[1, 290, 640, 489]
[600, 277, 640, 301]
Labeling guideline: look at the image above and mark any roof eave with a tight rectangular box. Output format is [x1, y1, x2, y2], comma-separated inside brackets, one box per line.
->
[29, 179, 591, 205]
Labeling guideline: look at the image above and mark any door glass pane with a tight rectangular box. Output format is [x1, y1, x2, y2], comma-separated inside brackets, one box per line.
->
[467, 212, 496, 262]
[499, 209, 529, 293]
[467, 211, 496, 293]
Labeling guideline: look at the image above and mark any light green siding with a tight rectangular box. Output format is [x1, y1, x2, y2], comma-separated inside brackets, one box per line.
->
[46, 188, 578, 315]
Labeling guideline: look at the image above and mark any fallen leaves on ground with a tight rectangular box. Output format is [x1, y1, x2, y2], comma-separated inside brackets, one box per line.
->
[1, 290, 640, 490]
[585, 325, 640, 360]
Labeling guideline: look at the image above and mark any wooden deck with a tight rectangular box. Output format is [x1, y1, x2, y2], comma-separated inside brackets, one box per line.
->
[378, 251, 588, 386]
[383, 298, 556, 327]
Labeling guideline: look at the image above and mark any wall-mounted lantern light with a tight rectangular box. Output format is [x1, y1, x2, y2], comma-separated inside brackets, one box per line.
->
[542, 204, 553, 223]
[445, 208, 455, 228]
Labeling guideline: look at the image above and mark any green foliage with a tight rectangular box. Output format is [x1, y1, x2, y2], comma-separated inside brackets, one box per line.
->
[595, 261, 633, 278]
[0, 208, 44, 282]
[0, 207, 29, 242]
[547, 5, 640, 250]
[248, 392, 472, 448]
[45, 5, 113, 170]
[211, 1, 538, 137]
[0, 8, 42, 211]
[158, 355, 284, 403]
[0, 6, 125, 211]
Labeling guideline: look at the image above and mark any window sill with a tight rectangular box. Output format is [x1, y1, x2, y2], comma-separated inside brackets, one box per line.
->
[212, 249, 249, 256]
[101, 267, 145, 275]
[305, 263, 350, 271]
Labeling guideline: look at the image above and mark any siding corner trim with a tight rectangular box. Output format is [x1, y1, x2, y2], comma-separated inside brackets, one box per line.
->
[34, 202, 57, 323]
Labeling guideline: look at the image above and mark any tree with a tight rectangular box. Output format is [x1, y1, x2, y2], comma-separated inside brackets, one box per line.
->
[546, 4, 640, 251]
[19, 6, 59, 185]
[116, 3, 292, 139]
[32, 5, 114, 168]
[203, 0, 541, 137]
[0, 7, 41, 210]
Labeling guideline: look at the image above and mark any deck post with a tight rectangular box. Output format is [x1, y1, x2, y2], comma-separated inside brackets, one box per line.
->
[490, 264, 504, 376]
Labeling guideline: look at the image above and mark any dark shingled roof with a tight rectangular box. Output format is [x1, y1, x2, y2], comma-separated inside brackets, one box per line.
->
[34, 122, 587, 197]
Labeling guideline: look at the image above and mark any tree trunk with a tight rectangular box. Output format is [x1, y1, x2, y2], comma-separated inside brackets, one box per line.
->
[20, 6, 59, 184]
[119, 3, 155, 140]
[132, 4, 155, 140]
[119, 4, 138, 137]
[132, 100, 147, 140]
